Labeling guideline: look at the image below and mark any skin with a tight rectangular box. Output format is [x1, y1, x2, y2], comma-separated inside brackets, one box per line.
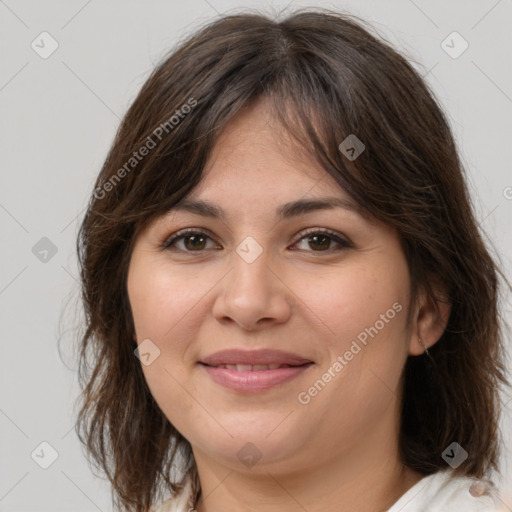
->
[127, 97, 450, 512]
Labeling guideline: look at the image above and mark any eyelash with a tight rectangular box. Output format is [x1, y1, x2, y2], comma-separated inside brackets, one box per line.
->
[161, 227, 352, 255]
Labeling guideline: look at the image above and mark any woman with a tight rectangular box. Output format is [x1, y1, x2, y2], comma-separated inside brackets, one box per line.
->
[76, 9, 509, 512]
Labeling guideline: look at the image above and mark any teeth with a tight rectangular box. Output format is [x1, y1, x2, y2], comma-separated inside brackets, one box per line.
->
[213, 363, 292, 371]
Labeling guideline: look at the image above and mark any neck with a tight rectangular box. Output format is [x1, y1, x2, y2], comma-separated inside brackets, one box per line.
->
[193, 433, 423, 512]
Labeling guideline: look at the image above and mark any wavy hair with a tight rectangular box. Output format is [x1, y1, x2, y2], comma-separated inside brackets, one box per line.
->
[75, 8, 509, 512]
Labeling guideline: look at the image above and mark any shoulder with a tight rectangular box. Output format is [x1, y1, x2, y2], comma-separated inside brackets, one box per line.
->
[150, 476, 195, 512]
[387, 469, 501, 512]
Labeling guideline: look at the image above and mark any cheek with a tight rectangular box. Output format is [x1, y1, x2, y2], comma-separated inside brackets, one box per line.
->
[127, 257, 206, 341]
[291, 256, 411, 415]
[289, 259, 409, 346]
[292, 264, 409, 442]
[127, 259, 203, 431]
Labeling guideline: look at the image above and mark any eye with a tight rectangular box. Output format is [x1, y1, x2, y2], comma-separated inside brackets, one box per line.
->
[162, 227, 351, 254]
[162, 228, 220, 252]
[291, 228, 352, 253]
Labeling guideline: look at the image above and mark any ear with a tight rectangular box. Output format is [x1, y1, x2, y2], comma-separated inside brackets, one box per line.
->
[408, 282, 451, 356]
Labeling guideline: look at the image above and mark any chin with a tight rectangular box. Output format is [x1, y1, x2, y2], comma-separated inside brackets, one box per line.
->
[190, 423, 306, 471]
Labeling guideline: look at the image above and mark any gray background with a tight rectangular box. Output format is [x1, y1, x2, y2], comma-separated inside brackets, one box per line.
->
[1, 0, 511, 510]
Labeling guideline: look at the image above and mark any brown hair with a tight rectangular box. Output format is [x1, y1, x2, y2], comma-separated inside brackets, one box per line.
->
[75, 8, 509, 512]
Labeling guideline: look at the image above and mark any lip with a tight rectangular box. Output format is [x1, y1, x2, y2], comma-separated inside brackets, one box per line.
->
[201, 363, 314, 393]
[200, 348, 313, 367]
[199, 349, 314, 394]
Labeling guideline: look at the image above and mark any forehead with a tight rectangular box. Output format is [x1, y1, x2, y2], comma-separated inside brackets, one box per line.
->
[189, 98, 344, 202]
[156, 100, 375, 231]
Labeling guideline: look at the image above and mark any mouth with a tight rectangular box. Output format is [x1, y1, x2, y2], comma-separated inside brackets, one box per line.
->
[199, 348, 313, 368]
[202, 362, 309, 371]
[198, 349, 314, 393]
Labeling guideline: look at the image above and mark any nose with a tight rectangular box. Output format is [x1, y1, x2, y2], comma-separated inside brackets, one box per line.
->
[212, 247, 294, 331]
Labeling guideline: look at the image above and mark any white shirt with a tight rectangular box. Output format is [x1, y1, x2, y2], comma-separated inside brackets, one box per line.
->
[386, 469, 500, 511]
[152, 469, 502, 512]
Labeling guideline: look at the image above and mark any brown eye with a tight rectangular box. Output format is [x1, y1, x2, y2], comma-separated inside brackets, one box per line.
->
[292, 229, 351, 253]
[162, 230, 219, 252]
[182, 233, 208, 251]
[162, 228, 351, 255]
[306, 234, 332, 251]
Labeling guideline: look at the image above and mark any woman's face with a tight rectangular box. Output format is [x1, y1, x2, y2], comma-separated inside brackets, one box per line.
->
[127, 99, 417, 476]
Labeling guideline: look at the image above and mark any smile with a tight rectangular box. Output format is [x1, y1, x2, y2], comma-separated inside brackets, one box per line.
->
[200, 362, 314, 393]
[208, 363, 297, 371]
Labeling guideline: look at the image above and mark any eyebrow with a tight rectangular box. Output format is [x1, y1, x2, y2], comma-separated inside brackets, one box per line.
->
[169, 196, 365, 220]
